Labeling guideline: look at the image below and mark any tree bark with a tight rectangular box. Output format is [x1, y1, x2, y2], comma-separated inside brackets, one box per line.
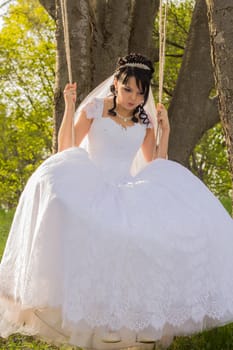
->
[168, 0, 219, 166]
[206, 0, 233, 208]
[91, 0, 132, 86]
[91, 0, 160, 85]
[129, 0, 160, 61]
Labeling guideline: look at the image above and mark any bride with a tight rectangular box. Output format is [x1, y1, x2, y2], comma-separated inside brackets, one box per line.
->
[0, 53, 233, 349]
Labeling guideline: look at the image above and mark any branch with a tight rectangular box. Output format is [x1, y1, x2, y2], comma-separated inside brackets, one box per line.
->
[166, 53, 183, 58]
[166, 39, 185, 51]
[154, 33, 185, 50]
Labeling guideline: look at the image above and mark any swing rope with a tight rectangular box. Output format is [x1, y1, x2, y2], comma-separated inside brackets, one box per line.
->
[60, 0, 73, 85]
[154, 0, 168, 150]
[159, 0, 168, 104]
[60, 0, 76, 145]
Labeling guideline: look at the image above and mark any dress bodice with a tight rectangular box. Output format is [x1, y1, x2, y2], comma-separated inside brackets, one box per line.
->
[83, 98, 149, 180]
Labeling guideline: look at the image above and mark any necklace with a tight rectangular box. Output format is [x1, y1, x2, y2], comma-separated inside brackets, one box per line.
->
[116, 111, 133, 122]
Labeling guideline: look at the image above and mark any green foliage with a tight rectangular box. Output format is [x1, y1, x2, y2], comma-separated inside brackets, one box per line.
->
[189, 123, 232, 211]
[0, 0, 55, 209]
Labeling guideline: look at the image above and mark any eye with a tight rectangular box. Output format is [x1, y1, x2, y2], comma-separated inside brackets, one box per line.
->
[123, 87, 131, 92]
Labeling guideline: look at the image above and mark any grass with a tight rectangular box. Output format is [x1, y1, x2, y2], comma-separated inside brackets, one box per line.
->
[0, 334, 60, 349]
[1, 209, 233, 349]
[220, 196, 232, 216]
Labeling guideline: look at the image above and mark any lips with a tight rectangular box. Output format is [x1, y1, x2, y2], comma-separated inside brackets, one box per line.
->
[127, 103, 135, 108]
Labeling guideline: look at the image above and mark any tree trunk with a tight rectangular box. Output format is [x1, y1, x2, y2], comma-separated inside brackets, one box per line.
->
[206, 0, 233, 210]
[168, 0, 218, 166]
[129, 0, 160, 61]
[91, 0, 160, 86]
[91, 0, 132, 86]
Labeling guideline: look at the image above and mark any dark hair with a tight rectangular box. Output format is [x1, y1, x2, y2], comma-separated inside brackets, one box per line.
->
[108, 53, 154, 125]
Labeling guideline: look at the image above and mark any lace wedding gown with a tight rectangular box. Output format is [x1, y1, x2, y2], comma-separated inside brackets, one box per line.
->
[0, 98, 233, 349]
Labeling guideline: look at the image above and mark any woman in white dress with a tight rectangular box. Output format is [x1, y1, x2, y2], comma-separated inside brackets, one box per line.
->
[0, 53, 233, 349]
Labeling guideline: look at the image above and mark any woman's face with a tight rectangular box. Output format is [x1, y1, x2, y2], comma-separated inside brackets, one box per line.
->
[114, 76, 145, 112]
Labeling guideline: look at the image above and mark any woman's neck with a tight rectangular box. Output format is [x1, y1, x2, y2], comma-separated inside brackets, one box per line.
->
[115, 102, 133, 117]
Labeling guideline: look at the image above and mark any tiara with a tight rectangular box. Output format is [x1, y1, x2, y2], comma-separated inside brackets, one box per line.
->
[120, 63, 151, 71]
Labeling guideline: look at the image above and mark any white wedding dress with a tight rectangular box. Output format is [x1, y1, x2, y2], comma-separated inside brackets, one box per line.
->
[0, 97, 233, 349]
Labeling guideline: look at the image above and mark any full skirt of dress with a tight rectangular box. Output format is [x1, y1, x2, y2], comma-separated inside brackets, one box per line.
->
[0, 147, 233, 349]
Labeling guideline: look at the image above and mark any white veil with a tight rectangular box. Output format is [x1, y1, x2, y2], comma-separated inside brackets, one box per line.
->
[74, 74, 158, 175]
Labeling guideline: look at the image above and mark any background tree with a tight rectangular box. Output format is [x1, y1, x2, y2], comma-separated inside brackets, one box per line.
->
[206, 0, 233, 209]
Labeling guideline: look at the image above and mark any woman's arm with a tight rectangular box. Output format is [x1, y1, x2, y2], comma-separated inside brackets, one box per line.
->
[141, 103, 170, 161]
[155, 103, 170, 159]
[58, 83, 92, 152]
[141, 128, 156, 162]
